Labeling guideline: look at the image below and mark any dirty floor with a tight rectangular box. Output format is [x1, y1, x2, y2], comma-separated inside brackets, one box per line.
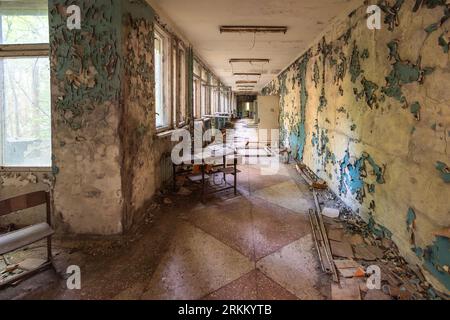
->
[0, 120, 330, 300]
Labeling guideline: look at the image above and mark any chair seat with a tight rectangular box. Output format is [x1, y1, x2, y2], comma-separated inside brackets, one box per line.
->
[0, 223, 54, 255]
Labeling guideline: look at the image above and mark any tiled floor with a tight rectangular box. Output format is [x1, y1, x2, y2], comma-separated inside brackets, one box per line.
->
[136, 120, 329, 300]
[0, 119, 329, 300]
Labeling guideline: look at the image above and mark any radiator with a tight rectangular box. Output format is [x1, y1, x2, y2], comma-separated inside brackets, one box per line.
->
[160, 152, 173, 187]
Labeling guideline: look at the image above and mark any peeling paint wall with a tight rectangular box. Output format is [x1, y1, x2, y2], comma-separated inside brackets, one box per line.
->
[49, 0, 124, 235]
[120, 1, 156, 231]
[263, 0, 450, 292]
[0, 0, 205, 235]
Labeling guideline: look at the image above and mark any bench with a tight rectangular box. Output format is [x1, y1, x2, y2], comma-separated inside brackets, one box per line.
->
[0, 191, 54, 289]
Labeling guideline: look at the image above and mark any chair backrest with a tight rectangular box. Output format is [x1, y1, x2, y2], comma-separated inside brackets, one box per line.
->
[0, 191, 48, 217]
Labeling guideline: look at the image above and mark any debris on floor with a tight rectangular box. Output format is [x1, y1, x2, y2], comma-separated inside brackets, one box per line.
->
[331, 278, 361, 300]
[300, 161, 450, 300]
[323, 212, 449, 300]
[322, 207, 340, 219]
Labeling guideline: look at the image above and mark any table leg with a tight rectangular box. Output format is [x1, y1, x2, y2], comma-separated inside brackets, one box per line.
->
[201, 162, 205, 202]
[234, 154, 237, 195]
[172, 164, 177, 191]
[223, 155, 226, 183]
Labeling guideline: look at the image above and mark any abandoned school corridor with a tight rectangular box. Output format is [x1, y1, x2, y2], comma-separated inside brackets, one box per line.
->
[0, 0, 450, 302]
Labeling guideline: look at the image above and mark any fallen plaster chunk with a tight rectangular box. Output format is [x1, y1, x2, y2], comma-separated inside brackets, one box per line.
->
[322, 207, 340, 218]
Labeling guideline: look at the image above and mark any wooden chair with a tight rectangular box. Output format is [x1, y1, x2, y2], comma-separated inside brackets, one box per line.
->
[0, 191, 54, 289]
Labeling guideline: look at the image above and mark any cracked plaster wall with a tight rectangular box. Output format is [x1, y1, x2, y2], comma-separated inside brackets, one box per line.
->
[0, 0, 174, 235]
[263, 0, 450, 292]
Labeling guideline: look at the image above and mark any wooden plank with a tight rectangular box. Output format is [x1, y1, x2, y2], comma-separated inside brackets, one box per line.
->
[327, 228, 344, 242]
[0, 191, 47, 216]
[334, 259, 362, 269]
[330, 240, 354, 258]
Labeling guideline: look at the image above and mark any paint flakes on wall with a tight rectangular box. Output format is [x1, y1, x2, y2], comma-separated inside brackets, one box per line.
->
[435, 161, 450, 183]
[339, 151, 385, 203]
[382, 40, 433, 106]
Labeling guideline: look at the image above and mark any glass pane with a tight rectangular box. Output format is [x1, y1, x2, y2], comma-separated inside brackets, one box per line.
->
[172, 47, 177, 125]
[0, 10, 49, 44]
[1, 57, 51, 167]
[155, 35, 164, 127]
[179, 50, 186, 122]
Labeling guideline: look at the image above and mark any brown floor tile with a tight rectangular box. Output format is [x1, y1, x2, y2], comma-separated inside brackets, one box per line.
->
[249, 197, 312, 260]
[247, 166, 292, 193]
[187, 196, 256, 259]
[203, 270, 298, 300]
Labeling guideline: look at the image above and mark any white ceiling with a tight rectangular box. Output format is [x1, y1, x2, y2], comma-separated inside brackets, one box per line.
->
[147, 0, 362, 94]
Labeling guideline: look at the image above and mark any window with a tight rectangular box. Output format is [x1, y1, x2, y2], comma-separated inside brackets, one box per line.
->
[201, 82, 206, 117]
[179, 46, 187, 124]
[193, 78, 201, 118]
[0, 1, 51, 167]
[172, 44, 177, 126]
[154, 24, 170, 129]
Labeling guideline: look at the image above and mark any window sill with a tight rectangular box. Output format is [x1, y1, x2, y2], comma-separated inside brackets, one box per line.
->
[156, 125, 190, 139]
[0, 167, 52, 173]
[156, 129, 176, 139]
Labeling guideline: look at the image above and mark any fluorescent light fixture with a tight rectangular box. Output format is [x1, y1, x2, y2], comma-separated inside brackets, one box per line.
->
[220, 26, 288, 34]
[236, 80, 257, 84]
[229, 58, 270, 63]
[233, 73, 261, 76]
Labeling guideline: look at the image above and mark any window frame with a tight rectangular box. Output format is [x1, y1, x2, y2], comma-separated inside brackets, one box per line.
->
[0, 11, 51, 170]
[178, 44, 187, 127]
[154, 23, 172, 132]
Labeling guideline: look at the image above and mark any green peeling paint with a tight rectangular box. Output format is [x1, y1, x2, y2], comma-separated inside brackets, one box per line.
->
[422, 236, 450, 291]
[379, 0, 405, 31]
[382, 40, 433, 105]
[313, 61, 320, 88]
[354, 77, 379, 109]
[407, 208, 416, 230]
[438, 33, 449, 53]
[435, 161, 450, 183]
[49, 0, 122, 130]
[424, 23, 439, 33]
[350, 42, 362, 83]
[410, 101, 421, 120]
[289, 52, 311, 161]
[339, 150, 385, 202]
